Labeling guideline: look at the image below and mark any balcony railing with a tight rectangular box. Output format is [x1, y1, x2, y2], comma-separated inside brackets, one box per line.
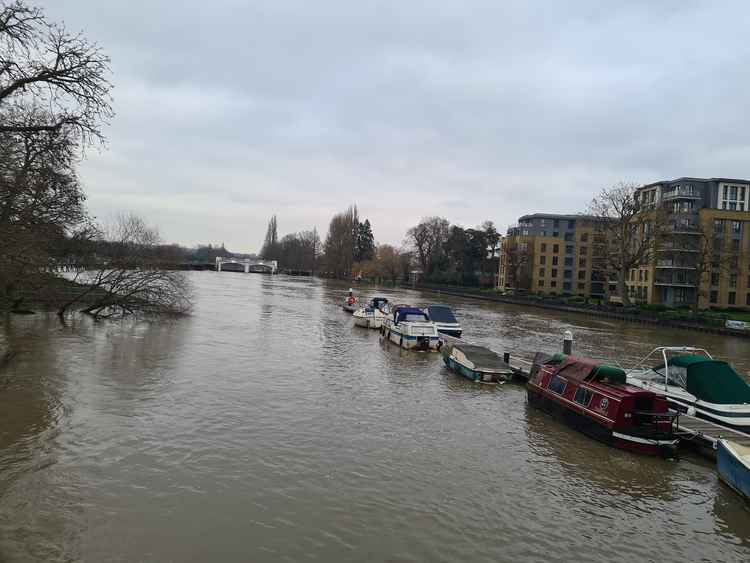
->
[662, 188, 701, 200]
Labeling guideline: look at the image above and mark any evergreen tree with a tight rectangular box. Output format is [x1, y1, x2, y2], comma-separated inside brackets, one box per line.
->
[355, 219, 375, 262]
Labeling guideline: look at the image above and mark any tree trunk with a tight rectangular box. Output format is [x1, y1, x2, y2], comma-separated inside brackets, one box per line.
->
[618, 269, 631, 306]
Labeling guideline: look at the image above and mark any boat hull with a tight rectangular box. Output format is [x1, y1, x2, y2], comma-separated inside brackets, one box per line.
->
[666, 397, 750, 434]
[527, 386, 677, 456]
[717, 440, 750, 500]
[383, 327, 440, 351]
[353, 315, 383, 329]
[443, 355, 508, 384]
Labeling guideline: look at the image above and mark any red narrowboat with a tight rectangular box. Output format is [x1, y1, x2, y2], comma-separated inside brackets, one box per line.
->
[528, 353, 679, 456]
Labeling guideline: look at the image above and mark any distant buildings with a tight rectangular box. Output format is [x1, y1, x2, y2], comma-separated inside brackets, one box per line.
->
[498, 177, 750, 311]
[630, 178, 750, 309]
[498, 214, 608, 298]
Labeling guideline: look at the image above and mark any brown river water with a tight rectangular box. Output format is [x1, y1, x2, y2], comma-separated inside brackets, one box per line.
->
[0, 272, 749, 562]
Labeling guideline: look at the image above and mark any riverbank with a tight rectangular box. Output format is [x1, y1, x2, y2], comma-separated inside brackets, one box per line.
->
[411, 283, 750, 339]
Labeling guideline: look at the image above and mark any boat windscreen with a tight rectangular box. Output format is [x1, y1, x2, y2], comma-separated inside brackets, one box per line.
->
[427, 306, 457, 323]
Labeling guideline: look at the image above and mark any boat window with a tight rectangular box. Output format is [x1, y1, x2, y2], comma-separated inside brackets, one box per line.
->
[654, 365, 688, 387]
[574, 387, 594, 407]
[548, 375, 567, 394]
[427, 306, 458, 323]
[402, 313, 428, 322]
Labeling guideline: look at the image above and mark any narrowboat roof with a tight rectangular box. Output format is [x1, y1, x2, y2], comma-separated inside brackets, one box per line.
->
[547, 355, 655, 397]
[655, 355, 750, 404]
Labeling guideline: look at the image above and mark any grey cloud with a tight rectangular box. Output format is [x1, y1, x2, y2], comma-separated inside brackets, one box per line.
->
[38, 0, 750, 251]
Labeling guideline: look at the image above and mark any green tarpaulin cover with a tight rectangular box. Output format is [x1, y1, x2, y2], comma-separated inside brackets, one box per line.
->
[655, 355, 750, 405]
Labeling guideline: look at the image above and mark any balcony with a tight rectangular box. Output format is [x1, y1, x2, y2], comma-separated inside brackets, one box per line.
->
[662, 188, 702, 201]
[657, 242, 699, 253]
[654, 273, 697, 287]
[656, 259, 696, 269]
[668, 223, 701, 235]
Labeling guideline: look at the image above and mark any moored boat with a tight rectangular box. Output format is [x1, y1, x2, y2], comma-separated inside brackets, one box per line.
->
[382, 305, 440, 351]
[626, 347, 750, 433]
[352, 297, 390, 329]
[442, 343, 513, 384]
[342, 288, 358, 313]
[426, 305, 462, 338]
[528, 353, 678, 456]
[717, 439, 750, 501]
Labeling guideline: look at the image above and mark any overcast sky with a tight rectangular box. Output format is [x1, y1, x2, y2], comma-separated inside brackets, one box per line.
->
[38, 1, 750, 253]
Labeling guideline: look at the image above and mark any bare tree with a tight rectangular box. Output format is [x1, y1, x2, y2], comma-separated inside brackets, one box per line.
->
[589, 182, 668, 306]
[57, 214, 193, 319]
[323, 205, 358, 278]
[0, 1, 113, 145]
[405, 216, 449, 275]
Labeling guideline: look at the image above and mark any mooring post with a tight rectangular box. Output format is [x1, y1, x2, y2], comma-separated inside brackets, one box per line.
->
[563, 330, 573, 355]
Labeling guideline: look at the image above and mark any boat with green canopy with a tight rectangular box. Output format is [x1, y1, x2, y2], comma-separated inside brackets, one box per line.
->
[626, 347, 750, 432]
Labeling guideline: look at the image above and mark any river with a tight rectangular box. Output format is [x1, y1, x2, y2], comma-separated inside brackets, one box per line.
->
[0, 272, 749, 562]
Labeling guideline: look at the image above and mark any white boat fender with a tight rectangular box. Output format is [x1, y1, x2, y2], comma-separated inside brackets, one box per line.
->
[687, 405, 696, 416]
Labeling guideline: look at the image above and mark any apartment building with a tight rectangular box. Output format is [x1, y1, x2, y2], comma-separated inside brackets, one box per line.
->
[629, 178, 750, 310]
[498, 213, 607, 297]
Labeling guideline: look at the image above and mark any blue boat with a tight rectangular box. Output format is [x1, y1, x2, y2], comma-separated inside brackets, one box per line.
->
[717, 439, 750, 501]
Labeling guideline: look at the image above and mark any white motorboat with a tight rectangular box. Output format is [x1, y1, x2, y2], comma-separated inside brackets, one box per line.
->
[353, 297, 390, 329]
[626, 347, 750, 432]
[382, 305, 440, 351]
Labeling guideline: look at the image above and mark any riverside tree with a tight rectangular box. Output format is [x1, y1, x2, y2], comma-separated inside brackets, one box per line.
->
[406, 216, 450, 276]
[588, 182, 669, 306]
[323, 205, 359, 278]
[57, 214, 192, 319]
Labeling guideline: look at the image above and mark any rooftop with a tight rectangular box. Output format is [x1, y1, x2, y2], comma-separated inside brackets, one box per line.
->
[640, 177, 750, 190]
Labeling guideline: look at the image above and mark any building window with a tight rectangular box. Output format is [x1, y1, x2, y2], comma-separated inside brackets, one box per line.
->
[732, 221, 742, 234]
[553, 219, 560, 229]
[579, 257, 587, 268]
[714, 219, 724, 234]
[730, 274, 737, 288]
[539, 268, 545, 278]
[564, 232, 573, 241]
[577, 282, 586, 290]
[721, 184, 748, 211]
[551, 269, 558, 278]
[541, 243, 547, 252]
[568, 220, 575, 229]
[579, 246, 588, 255]
[552, 256, 559, 266]
[729, 291, 736, 305]
[538, 280, 544, 288]
[710, 290, 718, 304]
[563, 281, 572, 292]
[639, 270, 644, 281]
[540, 256, 546, 265]
[550, 280, 557, 288]
[644, 270, 649, 282]
[564, 257, 573, 267]
[578, 270, 586, 280]
[711, 272, 720, 286]
[553, 244, 559, 253]
[564, 270, 572, 279]
[732, 239, 740, 252]
[565, 245, 574, 255]
[581, 233, 588, 242]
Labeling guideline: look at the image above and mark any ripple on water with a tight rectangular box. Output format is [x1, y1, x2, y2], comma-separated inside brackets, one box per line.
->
[0, 275, 749, 562]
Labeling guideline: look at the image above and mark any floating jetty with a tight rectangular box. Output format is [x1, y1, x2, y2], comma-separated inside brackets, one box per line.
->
[675, 414, 750, 459]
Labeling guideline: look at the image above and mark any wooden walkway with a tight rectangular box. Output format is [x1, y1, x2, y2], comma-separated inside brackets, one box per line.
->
[675, 414, 750, 457]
